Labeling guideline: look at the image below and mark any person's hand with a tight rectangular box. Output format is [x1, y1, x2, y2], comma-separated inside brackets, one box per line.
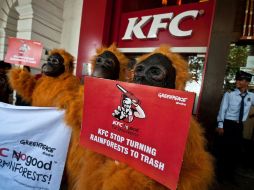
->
[216, 128, 224, 136]
[112, 106, 126, 120]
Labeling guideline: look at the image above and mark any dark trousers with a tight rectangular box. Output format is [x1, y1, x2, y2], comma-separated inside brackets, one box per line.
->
[216, 119, 243, 181]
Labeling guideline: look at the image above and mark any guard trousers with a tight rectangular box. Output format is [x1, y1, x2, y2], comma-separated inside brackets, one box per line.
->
[216, 119, 243, 180]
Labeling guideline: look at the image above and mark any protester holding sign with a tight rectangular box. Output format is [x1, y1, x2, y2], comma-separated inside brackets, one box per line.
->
[75, 46, 214, 190]
[64, 44, 129, 189]
[8, 43, 129, 190]
[8, 49, 80, 107]
[8, 48, 84, 188]
[7, 43, 214, 189]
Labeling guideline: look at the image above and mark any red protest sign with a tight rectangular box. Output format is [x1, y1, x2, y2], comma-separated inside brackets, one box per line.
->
[80, 77, 195, 190]
[4, 37, 43, 68]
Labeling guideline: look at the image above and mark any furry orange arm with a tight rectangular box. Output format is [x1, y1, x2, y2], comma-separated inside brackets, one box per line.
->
[8, 68, 36, 103]
[31, 73, 80, 107]
[63, 85, 87, 189]
[178, 117, 214, 190]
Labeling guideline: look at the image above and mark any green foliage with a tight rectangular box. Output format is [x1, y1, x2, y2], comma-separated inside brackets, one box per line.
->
[224, 45, 248, 91]
[188, 55, 205, 83]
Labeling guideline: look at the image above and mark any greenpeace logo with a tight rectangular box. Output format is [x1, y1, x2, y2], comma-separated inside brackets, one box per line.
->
[158, 93, 188, 106]
[20, 140, 56, 153]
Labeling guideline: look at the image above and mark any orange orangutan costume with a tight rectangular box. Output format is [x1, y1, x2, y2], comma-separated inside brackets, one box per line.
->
[8, 45, 214, 190]
[63, 44, 129, 189]
[9, 45, 129, 189]
[72, 46, 214, 190]
[8, 49, 80, 107]
[8, 49, 82, 188]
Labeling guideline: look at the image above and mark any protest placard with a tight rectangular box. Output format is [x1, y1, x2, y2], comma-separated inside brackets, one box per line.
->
[80, 77, 195, 190]
[0, 103, 71, 190]
[4, 37, 43, 68]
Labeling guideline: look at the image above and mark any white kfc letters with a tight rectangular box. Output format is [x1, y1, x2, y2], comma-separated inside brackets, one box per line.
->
[122, 10, 200, 40]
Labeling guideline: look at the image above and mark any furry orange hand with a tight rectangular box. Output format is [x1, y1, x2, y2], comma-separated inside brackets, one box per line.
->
[8, 68, 36, 103]
[9, 68, 25, 81]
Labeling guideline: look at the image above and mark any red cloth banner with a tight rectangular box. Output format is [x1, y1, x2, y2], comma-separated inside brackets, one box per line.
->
[4, 37, 43, 68]
[80, 77, 195, 190]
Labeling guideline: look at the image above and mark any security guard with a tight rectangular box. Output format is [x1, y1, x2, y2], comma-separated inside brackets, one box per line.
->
[216, 70, 254, 182]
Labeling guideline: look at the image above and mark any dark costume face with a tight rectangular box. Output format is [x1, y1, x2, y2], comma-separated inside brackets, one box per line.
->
[133, 53, 176, 88]
[42, 53, 65, 77]
[92, 51, 120, 80]
[0, 63, 12, 103]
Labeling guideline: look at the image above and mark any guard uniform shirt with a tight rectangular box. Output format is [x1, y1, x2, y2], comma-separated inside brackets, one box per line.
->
[217, 88, 254, 128]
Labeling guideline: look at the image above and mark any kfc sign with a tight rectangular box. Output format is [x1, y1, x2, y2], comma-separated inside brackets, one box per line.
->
[117, 1, 215, 51]
[80, 77, 195, 190]
[122, 10, 200, 40]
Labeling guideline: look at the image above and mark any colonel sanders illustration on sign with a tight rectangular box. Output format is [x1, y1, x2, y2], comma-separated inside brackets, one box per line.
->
[19, 43, 30, 54]
[112, 84, 146, 123]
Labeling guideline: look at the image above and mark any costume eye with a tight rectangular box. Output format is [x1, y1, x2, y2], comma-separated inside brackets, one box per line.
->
[96, 57, 102, 63]
[150, 67, 161, 76]
[105, 59, 113, 66]
[51, 58, 59, 64]
[149, 67, 165, 81]
[48, 57, 59, 64]
[135, 65, 144, 73]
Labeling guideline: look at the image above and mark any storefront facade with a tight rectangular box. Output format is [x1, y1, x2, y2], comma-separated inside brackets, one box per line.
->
[77, 0, 242, 138]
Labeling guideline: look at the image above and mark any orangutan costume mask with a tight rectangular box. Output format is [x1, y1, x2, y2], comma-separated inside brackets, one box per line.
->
[8, 49, 79, 108]
[133, 53, 176, 88]
[90, 43, 128, 81]
[92, 50, 120, 80]
[41, 53, 65, 77]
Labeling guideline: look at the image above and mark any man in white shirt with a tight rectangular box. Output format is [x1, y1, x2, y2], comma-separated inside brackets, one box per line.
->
[216, 70, 254, 183]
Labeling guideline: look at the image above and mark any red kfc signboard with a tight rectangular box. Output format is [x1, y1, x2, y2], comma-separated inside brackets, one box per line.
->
[117, 1, 215, 52]
[80, 77, 195, 190]
[4, 37, 43, 68]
